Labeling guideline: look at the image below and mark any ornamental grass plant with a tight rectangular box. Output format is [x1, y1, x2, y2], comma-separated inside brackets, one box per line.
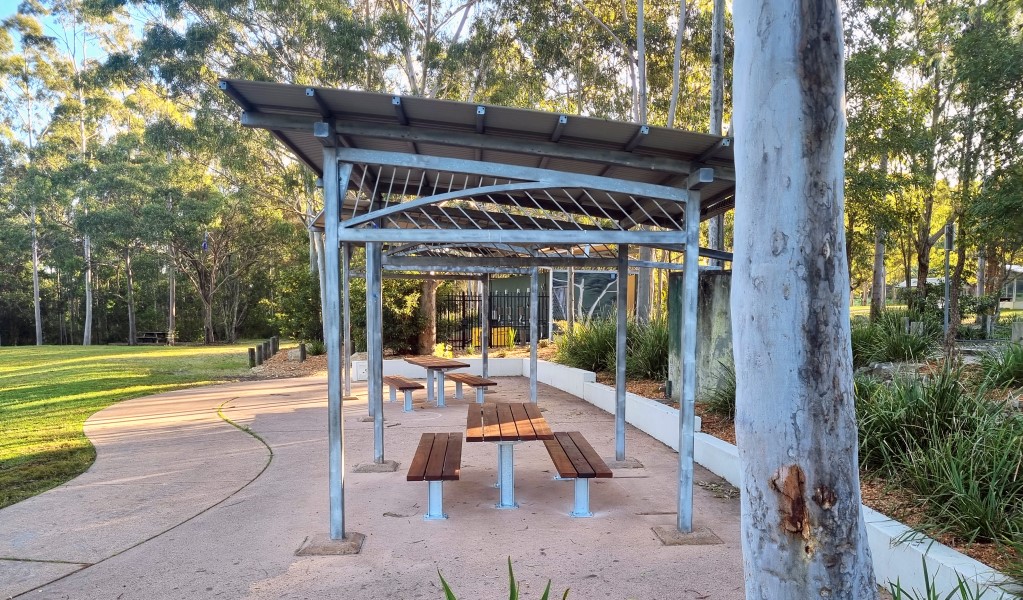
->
[980, 343, 1023, 389]
[856, 367, 1023, 552]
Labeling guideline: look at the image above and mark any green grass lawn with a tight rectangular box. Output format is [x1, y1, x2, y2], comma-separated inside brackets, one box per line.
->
[0, 344, 257, 509]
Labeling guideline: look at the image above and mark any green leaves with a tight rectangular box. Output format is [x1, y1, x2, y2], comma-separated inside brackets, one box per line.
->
[437, 558, 569, 600]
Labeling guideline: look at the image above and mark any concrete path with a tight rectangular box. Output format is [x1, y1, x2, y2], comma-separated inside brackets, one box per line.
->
[1, 376, 745, 599]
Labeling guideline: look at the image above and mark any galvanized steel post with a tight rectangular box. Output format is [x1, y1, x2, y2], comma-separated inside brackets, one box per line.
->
[530, 267, 539, 403]
[615, 244, 629, 461]
[366, 240, 385, 463]
[481, 274, 491, 378]
[342, 242, 352, 397]
[678, 185, 703, 533]
[323, 151, 353, 540]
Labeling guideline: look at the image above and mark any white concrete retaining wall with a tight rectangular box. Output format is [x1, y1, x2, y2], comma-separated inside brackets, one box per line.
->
[532, 359, 1017, 598]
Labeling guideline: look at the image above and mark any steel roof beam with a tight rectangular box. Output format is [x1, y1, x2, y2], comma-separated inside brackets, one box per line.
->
[335, 227, 685, 245]
[239, 112, 736, 180]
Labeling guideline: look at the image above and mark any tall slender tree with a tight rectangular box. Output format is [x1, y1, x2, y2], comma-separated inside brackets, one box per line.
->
[732, 0, 877, 595]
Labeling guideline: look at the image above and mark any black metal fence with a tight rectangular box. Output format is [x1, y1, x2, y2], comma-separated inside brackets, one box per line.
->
[437, 292, 550, 349]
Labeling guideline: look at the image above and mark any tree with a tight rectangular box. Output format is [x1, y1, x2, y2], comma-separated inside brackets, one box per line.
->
[732, 0, 877, 595]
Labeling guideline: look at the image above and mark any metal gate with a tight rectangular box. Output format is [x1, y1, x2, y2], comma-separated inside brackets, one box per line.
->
[437, 292, 549, 349]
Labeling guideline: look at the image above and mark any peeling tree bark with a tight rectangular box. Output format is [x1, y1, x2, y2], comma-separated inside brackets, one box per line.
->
[732, 0, 877, 596]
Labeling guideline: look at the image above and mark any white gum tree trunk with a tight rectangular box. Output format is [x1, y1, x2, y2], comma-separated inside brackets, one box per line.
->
[732, 0, 877, 597]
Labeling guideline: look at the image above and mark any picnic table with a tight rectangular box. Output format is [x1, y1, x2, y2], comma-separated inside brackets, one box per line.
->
[466, 402, 553, 509]
[403, 356, 470, 407]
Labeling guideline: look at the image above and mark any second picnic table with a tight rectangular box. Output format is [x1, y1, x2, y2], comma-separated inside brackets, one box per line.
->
[403, 356, 470, 407]
[466, 402, 554, 509]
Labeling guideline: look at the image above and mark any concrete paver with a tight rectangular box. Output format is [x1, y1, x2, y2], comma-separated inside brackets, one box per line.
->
[1, 375, 745, 599]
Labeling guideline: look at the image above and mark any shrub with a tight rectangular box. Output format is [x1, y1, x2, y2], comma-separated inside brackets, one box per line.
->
[851, 310, 937, 367]
[433, 343, 453, 359]
[626, 318, 669, 380]
[306, 339, 326, 356]
[980, 343, 1023, 388]
[554, 316, 670, 380]
[555, 317, 617, 373]
[856, 367, 1023, 546]
[702, 361, 736, 420]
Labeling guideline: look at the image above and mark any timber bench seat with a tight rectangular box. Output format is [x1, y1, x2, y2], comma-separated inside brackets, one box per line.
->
[407, 432, 462, 520]
[383, 375, 425, 412]
[445, 372, 497, 404]
[543, 431, 613, 517]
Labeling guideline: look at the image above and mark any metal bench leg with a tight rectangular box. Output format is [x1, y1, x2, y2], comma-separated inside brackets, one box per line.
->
[403, 390, 414, 413]
[455, 381, 463, 400]
[436, 371, 446, 407]
[389, 386, 397, 403]
[496, 443, 517, 509]
[571, 478, 593, 518]
[476, 387, 485, 404]
[425, 481, 448, 520]
[426, 370, 435, 405]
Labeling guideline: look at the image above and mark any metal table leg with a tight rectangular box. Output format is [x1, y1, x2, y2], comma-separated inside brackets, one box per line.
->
[571, 478, 593, 517]
[496, 442, 518, 509]
[426, 369, 435, 405]
[403, 390, 414, 413]
[389, 386, 396, 403]
[436, 370, 447, 407]
[455, 381, 463, 400]
[425, 481, 448, 520]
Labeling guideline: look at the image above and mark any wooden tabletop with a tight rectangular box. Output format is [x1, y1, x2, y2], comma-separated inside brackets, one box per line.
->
[404, 356, 471, 369]
[465, 403, 554, 442]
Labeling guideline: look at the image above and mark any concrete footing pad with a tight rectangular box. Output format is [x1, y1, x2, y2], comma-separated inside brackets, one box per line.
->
[606, 457, 644, 469]
[358, 415, 386, 422]
[652, 525, 723, 546]
[295, 532, 366, 556]
[353, 459, 400, 473]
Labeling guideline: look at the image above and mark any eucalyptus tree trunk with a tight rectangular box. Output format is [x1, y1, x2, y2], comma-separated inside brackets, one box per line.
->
[32, 204, 42, 346]
[870, 155, 888, 322]
[706, 0, 726, 265]
[667, 0, 688, 128]
[732, 0, 877, 596]
[83, 234, 93, 344]
[125, 249, 137, 346]
[419, 280, 439, 354]
[80, 45, 92, 347]
[869, 228, 886, 321]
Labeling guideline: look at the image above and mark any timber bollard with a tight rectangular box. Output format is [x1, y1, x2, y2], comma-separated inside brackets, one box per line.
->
[902, 317, 911, 333]
[1012, 322, 1023, 343]
[263, 340, 270, 359]
[256, 345, 264, 366]
[248, 347, 256, 368]
[299, 342, 307, 362]
[272, 336, 279, 355]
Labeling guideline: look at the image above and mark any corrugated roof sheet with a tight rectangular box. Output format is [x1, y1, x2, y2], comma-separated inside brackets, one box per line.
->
[220, 79, 735, 221]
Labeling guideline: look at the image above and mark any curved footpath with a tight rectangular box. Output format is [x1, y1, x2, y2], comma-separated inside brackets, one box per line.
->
[0, 376, 745, 600]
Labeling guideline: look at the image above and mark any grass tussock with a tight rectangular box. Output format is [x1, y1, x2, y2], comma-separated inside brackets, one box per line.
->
[851, 310, 938, 368]
[554, 316, 669, 380]
[702, 361, 737, 420]
[980, 343, 1023, 389]
[856, 367, 1023, 551]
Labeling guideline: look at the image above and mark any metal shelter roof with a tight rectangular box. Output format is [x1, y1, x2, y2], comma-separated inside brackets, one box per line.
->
[221, 79, 736, 264]
[222, 78, 714, 538]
